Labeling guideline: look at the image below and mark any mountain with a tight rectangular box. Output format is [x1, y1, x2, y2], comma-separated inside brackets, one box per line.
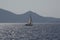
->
[0, 9, 60, 23]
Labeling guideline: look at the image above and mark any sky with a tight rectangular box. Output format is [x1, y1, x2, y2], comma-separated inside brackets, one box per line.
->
[0, 0, 60, 18]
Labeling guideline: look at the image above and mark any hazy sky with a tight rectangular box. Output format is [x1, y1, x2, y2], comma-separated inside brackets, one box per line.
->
[0, 0, 60, 18]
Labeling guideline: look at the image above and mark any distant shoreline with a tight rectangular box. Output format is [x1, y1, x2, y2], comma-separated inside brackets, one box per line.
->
[0, 23, 60, 24]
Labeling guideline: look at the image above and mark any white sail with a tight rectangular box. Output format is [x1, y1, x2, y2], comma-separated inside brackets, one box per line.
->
[28, 15, 32, 24]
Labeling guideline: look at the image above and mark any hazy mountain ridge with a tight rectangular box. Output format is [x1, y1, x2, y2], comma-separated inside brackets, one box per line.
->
[0, 9, 60, 23]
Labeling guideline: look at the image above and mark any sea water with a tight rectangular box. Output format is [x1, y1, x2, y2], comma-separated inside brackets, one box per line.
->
[0, 23, 60, 40]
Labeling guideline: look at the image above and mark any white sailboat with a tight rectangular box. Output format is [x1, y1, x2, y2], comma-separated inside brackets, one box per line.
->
[25, 15, 33, 26]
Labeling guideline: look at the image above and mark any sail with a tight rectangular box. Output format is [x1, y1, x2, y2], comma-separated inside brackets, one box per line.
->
[28, 15, 32, 24]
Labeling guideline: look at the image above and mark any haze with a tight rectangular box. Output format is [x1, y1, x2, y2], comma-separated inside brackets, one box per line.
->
[0, 0, 60, 18]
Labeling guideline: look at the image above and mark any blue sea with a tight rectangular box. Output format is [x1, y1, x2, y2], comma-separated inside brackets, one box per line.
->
[0, 23, 60, 40]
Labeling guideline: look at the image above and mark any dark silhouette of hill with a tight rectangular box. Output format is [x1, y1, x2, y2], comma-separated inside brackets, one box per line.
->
[0, 8, 60, 23]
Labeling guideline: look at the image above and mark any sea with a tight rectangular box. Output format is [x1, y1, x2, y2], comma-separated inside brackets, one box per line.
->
[0, 23, 60, 40]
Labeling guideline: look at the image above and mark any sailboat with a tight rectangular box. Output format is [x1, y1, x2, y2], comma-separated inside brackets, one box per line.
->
[25, 15, 33, 26]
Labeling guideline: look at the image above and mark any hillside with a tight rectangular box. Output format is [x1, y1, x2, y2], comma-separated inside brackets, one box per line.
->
[0, 9, 60, 23]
